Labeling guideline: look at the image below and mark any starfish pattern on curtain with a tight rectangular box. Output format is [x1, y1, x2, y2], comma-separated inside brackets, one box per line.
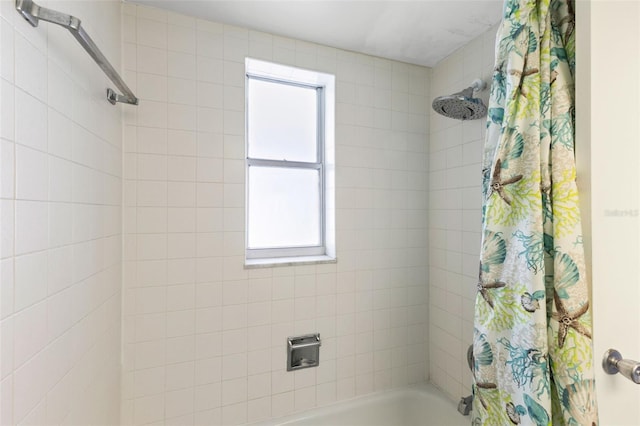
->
[472, 0, 598, 425]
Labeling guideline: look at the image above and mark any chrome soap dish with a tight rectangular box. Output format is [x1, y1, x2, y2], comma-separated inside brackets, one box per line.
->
[287, 333, 321, 371]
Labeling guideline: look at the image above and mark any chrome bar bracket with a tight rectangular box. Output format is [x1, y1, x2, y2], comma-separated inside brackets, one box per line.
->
[15, 0, 138, 106]
[602, 349, 640, 384]
[15, 0, 39, 26]
[106, 88, 134, 106]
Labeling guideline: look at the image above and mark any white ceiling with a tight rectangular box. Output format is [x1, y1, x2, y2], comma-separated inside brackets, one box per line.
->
[130, 1, 503, 67]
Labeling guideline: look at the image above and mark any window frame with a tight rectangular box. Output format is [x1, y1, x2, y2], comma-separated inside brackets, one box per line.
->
[245, 61, 335, 265]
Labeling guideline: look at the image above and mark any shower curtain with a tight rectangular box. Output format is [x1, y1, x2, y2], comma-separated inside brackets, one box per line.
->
[472, 0, 598, 425]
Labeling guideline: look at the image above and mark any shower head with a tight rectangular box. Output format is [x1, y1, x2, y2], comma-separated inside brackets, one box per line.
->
[432, 79, 487, 120]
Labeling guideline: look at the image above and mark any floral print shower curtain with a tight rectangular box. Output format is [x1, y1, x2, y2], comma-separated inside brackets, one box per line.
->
[472, 0, 598, 425]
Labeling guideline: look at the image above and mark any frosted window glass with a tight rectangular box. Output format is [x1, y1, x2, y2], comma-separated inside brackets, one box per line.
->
[248, 79, 318, 163]
[248, 167, 320, 249]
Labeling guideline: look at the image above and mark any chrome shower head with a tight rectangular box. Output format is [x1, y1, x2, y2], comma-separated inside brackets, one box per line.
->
[432, 79, 487, 120]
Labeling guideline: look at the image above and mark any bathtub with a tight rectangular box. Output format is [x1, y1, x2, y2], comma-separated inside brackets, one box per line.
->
[252, 383, 468, 426]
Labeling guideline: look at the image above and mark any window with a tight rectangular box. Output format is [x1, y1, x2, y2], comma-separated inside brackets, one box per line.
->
[245, 58, 335, 266]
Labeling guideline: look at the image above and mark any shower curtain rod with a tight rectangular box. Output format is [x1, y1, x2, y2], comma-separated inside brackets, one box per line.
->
[15, 0, 139, 106]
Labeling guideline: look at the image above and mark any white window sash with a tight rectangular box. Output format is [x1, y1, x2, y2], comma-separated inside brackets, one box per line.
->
[246, 75, 327, 259]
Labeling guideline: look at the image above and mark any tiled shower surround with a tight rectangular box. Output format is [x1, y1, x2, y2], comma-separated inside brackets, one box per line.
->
[0, 0, 499, 422]
[0, 0, 123, 424]
[121, 4, 430, 425]
[428, 26, 498, 401]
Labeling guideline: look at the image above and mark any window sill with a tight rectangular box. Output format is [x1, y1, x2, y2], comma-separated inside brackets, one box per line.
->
[244, 255, 337, 269]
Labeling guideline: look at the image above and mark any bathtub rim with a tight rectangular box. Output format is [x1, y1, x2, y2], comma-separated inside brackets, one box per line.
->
[247, 381, 463, 426]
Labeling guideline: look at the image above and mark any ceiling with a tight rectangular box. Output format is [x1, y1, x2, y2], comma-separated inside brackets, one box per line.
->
[130, 1, 503, 67]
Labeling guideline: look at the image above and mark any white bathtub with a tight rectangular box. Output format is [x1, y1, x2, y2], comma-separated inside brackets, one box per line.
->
[252, 383, 468, 426]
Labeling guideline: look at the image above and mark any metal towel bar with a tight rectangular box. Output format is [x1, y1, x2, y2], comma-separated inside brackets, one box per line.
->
[15, 0, 138, 106]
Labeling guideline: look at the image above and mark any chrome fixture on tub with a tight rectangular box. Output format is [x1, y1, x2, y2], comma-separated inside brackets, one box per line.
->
[458, 344, 475, 416]
[458, 395, 473, 416]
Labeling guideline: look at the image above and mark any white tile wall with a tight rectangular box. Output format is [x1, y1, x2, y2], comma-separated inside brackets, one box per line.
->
[427, 25, 499, 401]
[0, 0, 497, 421]
[121, 3, 430, 425]
[0, 0, 123, 424]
